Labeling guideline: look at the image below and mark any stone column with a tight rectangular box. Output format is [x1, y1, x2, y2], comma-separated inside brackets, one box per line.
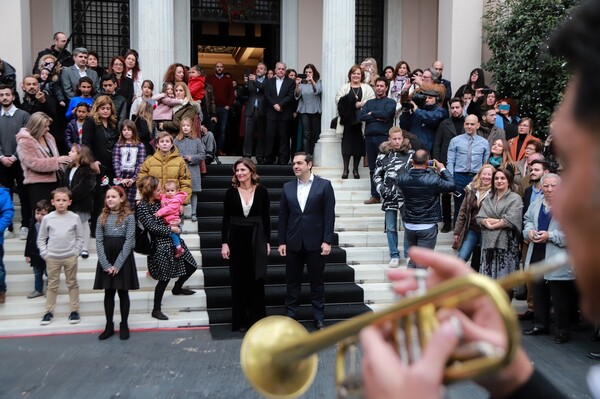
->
[281, 0, 298, 69]
[131, 0, 175, 87]
[313, 0, 355, 167]
[437, 0, 484, 92]
[174, 0, 191, 66]
[0, 0, 31, 88]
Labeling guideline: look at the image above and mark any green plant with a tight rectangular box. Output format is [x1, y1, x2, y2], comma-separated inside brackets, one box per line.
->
[483, 0, 582, 138]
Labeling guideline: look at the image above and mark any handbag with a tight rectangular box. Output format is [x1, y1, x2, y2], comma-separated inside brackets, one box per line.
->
[134, 219, 153, 255]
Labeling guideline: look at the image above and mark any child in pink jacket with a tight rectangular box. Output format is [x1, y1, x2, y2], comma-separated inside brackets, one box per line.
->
[152, 82, 185, 124]
[155, 179, 188, 258]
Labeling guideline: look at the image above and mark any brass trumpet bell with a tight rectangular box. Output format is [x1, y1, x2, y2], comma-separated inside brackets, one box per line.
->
[241, 316, 318, 399]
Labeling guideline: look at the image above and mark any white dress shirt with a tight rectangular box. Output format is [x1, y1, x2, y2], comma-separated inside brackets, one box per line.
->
[297, 173, 314, 212]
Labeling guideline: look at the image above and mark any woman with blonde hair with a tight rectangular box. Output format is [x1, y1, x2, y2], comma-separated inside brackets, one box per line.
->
[133, 99, 157, 156]
[157, 82, 200, 136]
[453, 164, 495, 271]
[16, 112, 72, 209]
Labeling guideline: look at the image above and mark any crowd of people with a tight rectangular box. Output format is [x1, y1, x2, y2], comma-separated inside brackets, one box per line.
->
[1, 5, 599, 394]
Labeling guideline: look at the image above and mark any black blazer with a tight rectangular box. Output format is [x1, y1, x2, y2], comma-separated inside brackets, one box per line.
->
[242, 78, 267, 117]
[24, 219, 45, 267]
[278, 175, 336, 252]
[264, 77, 295, 120]
[433, 117, 462, 164]
[64, 165, 96, 214]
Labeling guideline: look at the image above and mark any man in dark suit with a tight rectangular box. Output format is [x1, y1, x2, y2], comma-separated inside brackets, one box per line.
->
[264, 61, 295, 164]
[278, 152, 336, 330]
[432, 97, 464, 232]
[242, 62, 267, 161]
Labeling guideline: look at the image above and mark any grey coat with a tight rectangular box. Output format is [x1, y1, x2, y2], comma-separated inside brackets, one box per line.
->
[476, 190, 523, 250]
[523, 198, 573, 280]
[61, 65, 99, 99]
[174, 136, 206, 192]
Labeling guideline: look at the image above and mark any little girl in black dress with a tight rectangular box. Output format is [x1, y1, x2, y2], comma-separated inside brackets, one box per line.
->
[94, 186, 139, 340]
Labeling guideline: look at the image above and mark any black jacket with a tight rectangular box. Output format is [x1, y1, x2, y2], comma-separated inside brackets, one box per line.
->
[397, 168, 456, 224]
[24, 219, 45, 268]
[433, 117, 463, 164]
[64, 165, 96, 214]
[242, 78, 267, 117]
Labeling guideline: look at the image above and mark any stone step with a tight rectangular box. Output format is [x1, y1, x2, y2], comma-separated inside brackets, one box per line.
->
[2, 233, 201, 255]
[344, 245, 455, 265]
[0, 312, 210, 338]
[338, 230, 455, 247]
[2, 251, 204, 274]
[0, 288, 207, 320]
[6, 270, 205, 296]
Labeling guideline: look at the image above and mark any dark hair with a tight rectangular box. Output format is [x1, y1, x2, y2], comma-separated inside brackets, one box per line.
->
[107, 56, 126, 76]
[286, 69, 297, 78]
[461, 87, 475, 97]
[53, 32, 65, 40]
[75, 76, 96, 97]
[530, 159, 551, 171]
[0, 84, 15, 95]
[526, 139, 544, 154]
[35, 199, 51, 213]
[293, 151, 313, 166]
[163, 63, 188, 85]
[123, 49, 141, 81]
[231, 158, 260, 187]
[548, 0, 600, 128]
[100, 186, 132, 227]
[101, 74, 117, 84]
[491, 168, 516, 195]
[347, 65, 365, 82]
[467, 68, 486, 89]
[383, 65, 394, 78]
[449, 97, 463, 107]
[498, 98, 519, 118]
[413, 149, 430, 165]
[375, 77, 389, 89]
[141, 79, 154, 91]
[394, 61, 411, 77]
[303, 64, 321, 82]
[138, 175, 160, 202]
[71, 143, 95, 167]
[51, 186, 72, 200]
[119, 119, 141, 145]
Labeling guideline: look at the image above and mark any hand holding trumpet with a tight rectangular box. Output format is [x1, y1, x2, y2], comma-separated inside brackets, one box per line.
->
[359, 247, 534, 399]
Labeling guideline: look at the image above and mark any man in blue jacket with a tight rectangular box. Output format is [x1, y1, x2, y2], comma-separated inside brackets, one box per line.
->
[400, 90, 448, 153]
[396, 149, 455, 268]
[360, 77, 396, 204]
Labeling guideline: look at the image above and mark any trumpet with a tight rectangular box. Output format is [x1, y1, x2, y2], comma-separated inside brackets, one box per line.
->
[240, 255, 567, 399]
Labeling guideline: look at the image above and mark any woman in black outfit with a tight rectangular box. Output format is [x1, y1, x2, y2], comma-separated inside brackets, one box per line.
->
[136, 175, 198, 320]
[221, 158, 270, 332]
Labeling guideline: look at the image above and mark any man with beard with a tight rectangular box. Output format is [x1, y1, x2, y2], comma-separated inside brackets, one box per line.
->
[433, 98, 464, 232]
[477, 107, 506, 147]
[242, 62, 267, 161]
[359, 1, 600, 397]
[19, 76, 56, 118]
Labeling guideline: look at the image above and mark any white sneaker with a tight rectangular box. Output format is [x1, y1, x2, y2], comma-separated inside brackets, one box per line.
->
[20, 226, 28, 240]
[389, 258, 400, 268]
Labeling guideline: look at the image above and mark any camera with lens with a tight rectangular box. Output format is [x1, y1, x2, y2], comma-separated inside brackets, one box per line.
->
[297, 73, 307, 84]
[480, 88, 492, 95]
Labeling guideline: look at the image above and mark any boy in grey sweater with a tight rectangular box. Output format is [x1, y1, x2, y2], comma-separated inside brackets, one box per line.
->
[37, 187, 84, 325]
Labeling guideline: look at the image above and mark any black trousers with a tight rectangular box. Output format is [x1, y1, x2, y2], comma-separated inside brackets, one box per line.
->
[285, 246, 325, 322]
[153, 262, 197, 311]
[265, 117, 291, 164]
[532, 279, 579, 332]
[244, 110, 265, 158]
[300, 113, 321, 155]
[441, 192, 452, 226]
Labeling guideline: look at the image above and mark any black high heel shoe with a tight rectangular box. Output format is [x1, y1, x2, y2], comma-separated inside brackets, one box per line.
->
[353, 170, 360, 179]
[592, 327, 600, 341]
[341, 170, 349, 179]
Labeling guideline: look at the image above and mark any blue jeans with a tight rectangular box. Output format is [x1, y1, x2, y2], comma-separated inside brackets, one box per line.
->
[458, 229, 481, 262]
[215, 106, 229, 151]
[385, 210, 400, 259]
[32, 263, 46, 293]
[170, 232, 181, 247]
[365, 135, 388, 198]
[405, 225, 438, 268]
[0, 244, 5, 292]
[453, 173, 476, 224]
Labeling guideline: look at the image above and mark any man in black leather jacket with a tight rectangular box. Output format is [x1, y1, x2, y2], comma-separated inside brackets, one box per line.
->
[396, 149, 455, 268]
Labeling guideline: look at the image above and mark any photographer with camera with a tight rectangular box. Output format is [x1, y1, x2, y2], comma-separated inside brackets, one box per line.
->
[399, 89, 448, 153]
[395, 149, 455, 268]
[294, 64, 322, 155]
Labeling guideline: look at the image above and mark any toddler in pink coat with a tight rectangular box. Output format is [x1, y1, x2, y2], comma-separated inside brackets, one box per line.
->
[155, 180, 188, 258]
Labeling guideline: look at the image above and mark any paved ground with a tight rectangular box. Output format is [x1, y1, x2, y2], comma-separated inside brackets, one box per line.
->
[0, 317, 597, 399]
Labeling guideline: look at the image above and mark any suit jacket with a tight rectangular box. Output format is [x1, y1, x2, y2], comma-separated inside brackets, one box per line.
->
[61, 66, 99, 99]
[433, 117, 462, 164]
[243, 78, 267, 117]
[278, 175, 336, 252]
[264, 77, 296, 120]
